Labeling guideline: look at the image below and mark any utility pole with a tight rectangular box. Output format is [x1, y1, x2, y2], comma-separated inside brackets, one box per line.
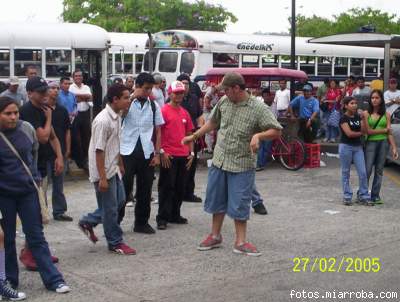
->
[290, 0, 296, 99]
[147, 31, 154, 74]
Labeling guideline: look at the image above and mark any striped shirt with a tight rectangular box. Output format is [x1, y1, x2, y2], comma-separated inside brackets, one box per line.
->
[210, 95, 282, 172]
[88, 105, 121, 182]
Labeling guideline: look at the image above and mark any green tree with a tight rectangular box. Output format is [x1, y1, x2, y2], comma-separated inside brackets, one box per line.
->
[62, 0, 237, 32]
[293, 7, 400, 37]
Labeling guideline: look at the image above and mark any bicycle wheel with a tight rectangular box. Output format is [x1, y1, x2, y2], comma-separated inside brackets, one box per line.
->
[278, 138, 306, 171]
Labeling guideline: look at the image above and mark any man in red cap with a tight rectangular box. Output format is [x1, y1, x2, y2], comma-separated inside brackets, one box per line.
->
[157, 81, 194, 230]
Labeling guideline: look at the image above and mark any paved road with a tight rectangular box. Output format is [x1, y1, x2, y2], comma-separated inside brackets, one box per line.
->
[16, 156, 400, 301]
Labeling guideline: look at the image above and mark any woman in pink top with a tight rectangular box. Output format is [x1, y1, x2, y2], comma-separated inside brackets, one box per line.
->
[322, 79, 342, 142]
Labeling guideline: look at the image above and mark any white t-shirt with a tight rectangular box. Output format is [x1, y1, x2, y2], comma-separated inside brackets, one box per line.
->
[152, 87, 165, 109]
[274, 88, 290, 111]
[384, 89, 400, 115]
[69, 83, 92, 112]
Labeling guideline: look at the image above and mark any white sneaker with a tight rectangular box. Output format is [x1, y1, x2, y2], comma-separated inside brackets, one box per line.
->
[55, 283, 71, 294]
[126, 201, 134, 207]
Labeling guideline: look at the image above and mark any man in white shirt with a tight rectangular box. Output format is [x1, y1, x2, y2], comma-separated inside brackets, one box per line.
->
[384, 78, 400, 115]
[69, 70, 93, 170]
[151, 73, 166, 108]
[274, 80, 290, 117]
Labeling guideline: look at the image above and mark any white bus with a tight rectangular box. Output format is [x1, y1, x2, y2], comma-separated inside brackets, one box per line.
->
[108, 32, 147, 77]
[143, 30, 396, 85]
[0, 22, 110, 106]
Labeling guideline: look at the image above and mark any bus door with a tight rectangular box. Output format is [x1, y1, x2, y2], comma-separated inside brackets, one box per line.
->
[75, 49, 103, 113]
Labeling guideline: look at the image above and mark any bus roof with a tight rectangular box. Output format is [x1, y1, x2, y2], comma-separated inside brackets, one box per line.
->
[150, 30, 384, 59]
[206, 68, 307, 87]
[0, 22, 110, 49]
[109, 32, 147, 53]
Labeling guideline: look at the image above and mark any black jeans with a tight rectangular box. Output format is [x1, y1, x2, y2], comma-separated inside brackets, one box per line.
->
[120, 143, 154, 226]
[71, 110, 91, 168]
[298, 118, 318, 143]
[184, 147, 197, 200]
[157, 156, 188, 223]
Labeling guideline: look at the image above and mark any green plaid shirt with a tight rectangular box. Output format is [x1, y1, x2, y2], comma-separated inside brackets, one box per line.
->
[210, 95, 282, 172]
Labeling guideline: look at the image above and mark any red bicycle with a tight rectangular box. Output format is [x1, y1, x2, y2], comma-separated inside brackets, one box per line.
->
[271, 129, 305, 171]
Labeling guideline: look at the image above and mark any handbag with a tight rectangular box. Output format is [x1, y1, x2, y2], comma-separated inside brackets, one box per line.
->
[327, 106, 341, 127]
[0, 132, 50, 224]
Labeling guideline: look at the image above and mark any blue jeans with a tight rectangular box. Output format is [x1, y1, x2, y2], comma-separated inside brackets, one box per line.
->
[80, 175, 125, 247]
[0, 192, 65, 289]
[257, 140, 273, 168]
[251, 182, 264, 207]
[365, 140, 389, 200]
[339, 144, 369, 200]
[46, 159, 68, 217]
[327, 125, 339, 140]
[204, 166, 255, 221]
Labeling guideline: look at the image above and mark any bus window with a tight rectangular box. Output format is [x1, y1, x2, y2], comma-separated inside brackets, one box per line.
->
[213, 53, 239, 68]
[379, 59, 384, 76]
[135, 54, 144, 74]
[143, 52, 156, 72]
[299, 56, 315, 75]
[365, 59, 378, 76]
[280, 55, 296, 69]
[350, 58, 363, 76]
[334, 57, 348, 76]
[14, 49, 42, 76]
[317, 57, 332, 76]
[261, 54, 278, 67]
[180, 52, 195, 74]
[242, 54, 259, 68]
[0, 50, 10, 77]
[159, 52, 178, 72]
[115, 53, 123, 73]
[124, 54, 133, 74]
[108, 54, 113, 74]
[46, 50, 71, 77]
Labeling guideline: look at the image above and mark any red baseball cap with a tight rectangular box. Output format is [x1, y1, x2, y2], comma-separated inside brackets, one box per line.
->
[168, 81, 185, 94]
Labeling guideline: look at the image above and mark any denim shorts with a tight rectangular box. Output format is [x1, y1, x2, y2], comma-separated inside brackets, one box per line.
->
[204, 165, 255, 220]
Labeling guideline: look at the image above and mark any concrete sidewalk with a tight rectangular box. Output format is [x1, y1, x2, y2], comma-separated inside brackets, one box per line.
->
[16, 156, 400, 301]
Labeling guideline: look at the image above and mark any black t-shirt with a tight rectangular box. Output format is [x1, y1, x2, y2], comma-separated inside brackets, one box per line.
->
[19, 101, 53, 177]
[340, 113, 362, 145]
[181, 93, 202, 129]
[52, 104, 71, 155]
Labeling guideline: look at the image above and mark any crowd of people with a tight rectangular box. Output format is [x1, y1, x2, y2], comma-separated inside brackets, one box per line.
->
[0, 66, 399, 299]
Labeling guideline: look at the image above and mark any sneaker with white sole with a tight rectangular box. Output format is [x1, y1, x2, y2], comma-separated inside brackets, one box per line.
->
[109, 243, 136, 255]
[233, 242, 262, 257]
[54, 283, 71, 294]
[197, 234, 222, 251]
[0, 280, 26, 300]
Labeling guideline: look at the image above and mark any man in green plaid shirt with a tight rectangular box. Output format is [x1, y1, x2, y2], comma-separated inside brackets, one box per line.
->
[182, 72, 282, 256]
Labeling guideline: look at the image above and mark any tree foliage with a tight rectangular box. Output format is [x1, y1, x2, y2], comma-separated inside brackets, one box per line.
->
[293, 7, 400, 37]
[62, 0, 237, 32]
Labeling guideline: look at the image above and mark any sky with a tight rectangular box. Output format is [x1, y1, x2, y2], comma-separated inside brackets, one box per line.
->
[0, 0, 399, 34]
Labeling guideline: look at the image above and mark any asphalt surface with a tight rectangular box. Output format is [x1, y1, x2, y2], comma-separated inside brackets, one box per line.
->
[15, 155, 400, 302]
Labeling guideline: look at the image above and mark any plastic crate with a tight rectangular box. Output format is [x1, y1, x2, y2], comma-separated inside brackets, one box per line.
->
[304, 143, 320, 168]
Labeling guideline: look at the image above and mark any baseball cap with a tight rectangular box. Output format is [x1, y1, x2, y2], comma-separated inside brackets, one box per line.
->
[302, 84, 313, 92]
[9, 76, 20, 86]
[168, 81, 185, 94]
[216, 72, 245, 90]
[26, 76, 49, 93]
[389, 78, 398, 84]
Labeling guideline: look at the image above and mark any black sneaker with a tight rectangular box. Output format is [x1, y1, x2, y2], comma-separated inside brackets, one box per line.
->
[343, 198, 353, 206]
[168, 216, 188, 224]
[133, 224, 156, 234]
[184, 195, 202, 203]
[0, 280, 26, 300]
[157, 220, 167, 230]
[54, 214, 73, 222]
[253, 203, 268, 215]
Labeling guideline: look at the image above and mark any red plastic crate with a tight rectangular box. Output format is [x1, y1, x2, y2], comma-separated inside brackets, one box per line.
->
[304, 143, 320, 168]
